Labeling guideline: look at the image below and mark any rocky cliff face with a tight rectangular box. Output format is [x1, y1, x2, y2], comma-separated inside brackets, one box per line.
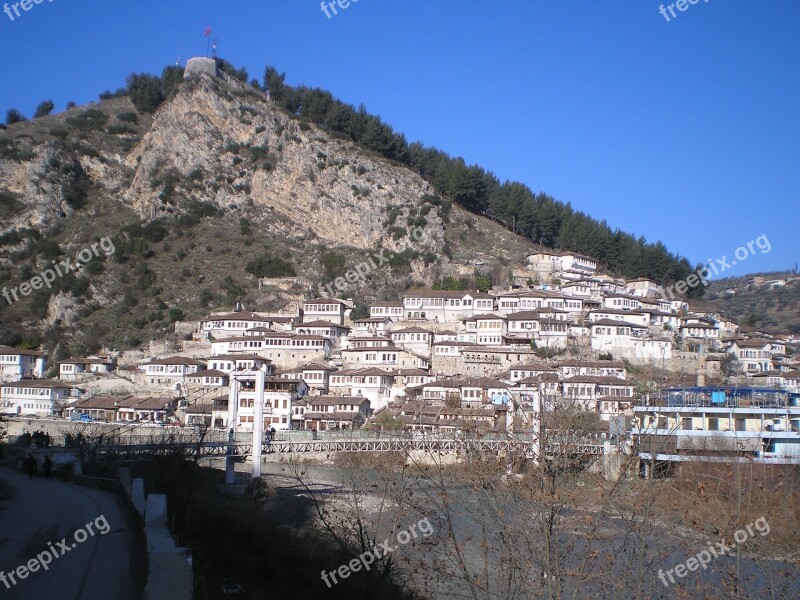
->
[124, 75, 444, 253]
[2, 74, 446, 252]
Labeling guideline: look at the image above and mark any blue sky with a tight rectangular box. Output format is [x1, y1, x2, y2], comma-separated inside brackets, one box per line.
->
[1, 0, 798, 278]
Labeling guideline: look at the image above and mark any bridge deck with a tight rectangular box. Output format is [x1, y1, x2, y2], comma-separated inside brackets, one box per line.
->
[95, 438, 605, 459]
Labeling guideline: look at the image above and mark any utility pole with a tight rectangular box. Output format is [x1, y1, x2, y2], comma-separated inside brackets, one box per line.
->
[251, 367, 265, 479]
[530, 388, 542, 466]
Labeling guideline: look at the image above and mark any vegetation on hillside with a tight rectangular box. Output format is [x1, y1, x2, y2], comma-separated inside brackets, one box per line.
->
[698, 272, 800, 334]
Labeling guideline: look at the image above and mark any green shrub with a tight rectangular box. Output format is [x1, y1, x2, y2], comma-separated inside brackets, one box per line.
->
[5, 109, 26, 125]
[320, 252, 347, 279]
[65, 109, 108, 131]
[117, 112, 139, 123]
[33, 100, 54, 118]
[246, 254, 296, 278]
[0, 191, 23, 219]
[0, 138, 35, 161]
[127, 73, 165, 113]
[198, 289, 213, 308]
[106, 124, 137, 135]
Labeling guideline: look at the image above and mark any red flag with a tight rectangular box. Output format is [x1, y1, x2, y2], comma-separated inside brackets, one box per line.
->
[203, 26, 212, 37]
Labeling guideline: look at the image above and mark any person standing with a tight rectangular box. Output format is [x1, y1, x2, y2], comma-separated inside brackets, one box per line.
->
[43, 455, 53, 478]
[23, 455, 36, 479]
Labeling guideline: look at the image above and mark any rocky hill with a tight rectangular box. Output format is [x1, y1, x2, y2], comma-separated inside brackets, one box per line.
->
[0, 69, 536, 360]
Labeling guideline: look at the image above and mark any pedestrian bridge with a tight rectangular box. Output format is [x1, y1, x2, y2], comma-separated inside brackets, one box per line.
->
[95, 437, 606, 460]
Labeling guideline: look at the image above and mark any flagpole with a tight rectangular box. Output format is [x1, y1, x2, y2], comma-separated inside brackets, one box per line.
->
[204, 26, 212, 57]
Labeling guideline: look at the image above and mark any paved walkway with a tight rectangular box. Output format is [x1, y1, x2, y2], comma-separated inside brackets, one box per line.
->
[0, 467, 140, 600]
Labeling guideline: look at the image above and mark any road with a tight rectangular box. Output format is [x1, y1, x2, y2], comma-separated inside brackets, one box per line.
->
[0, 467, 141, 600]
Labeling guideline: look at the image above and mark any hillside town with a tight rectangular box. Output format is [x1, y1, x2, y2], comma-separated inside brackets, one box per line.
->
[2, 249, 798, 459]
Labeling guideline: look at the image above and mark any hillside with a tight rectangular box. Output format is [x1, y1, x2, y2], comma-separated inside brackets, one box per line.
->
[694, 271, 800, 335]
[0, 60, 705, 362]
[0, 70, 538, 360]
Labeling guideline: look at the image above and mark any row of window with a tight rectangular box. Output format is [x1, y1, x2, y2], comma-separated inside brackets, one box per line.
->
[3, 388, 54, 396]
[363, 354, 398, 362]
[305, 304, 340, 312]
[145, 365, 197, 374]
[394, 333, 429, 341]
[330, 376, 386, 385]
[595, 327, 630, 335]
[226, 339, 326, 349]
[238, 416, 288, 424]
[239, 398, 290, 409]
[0, 356, 36, 363]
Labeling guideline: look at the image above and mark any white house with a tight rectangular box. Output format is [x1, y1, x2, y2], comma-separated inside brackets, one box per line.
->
[341, 346, 429, 371]
[207, 353, 275, 375]
[503, 360, 557, 384]
[591, 319, 672, 362]
[294, 320, 351, 341]
[727, 339, 775, 373]
[0, 380, 81, 417]
[526, 251, 598, 279]
[343, 335, 394, 350]
[139, 357, 207, 385]
[302, 298, 349, 326]
[328, 368, 395, 410]
[390, 326, 433, 356]
[211, 333, 331, 369]
[560, 279, 600, 299]
[370, 303, 404, 320]
[463, 314, 507, 346]
[0, 347, 46, 382]
[185, 369, 229, 388]
[603, 294, 643, 311]
[303, 396, 371, 431]
[505, 310, 541, 341]
[59, 356, 116, 380]
[497, 290, 566, 314]
[589, 309, 650, 328]
[410, 377, 510, 409]
[277, 363, 334, 394]
[679, 322, 721, 346]
[200, 310, 297, 340]
[351, 317, 393, 336]
[626, 278, 664, 298]
[402, 289, 494, 322]
[555, 359, 627, 379]
[560, 375, 635, 419]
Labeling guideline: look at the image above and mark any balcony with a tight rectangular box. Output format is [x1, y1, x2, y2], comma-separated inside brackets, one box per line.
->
[641, 390, 796, 410]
